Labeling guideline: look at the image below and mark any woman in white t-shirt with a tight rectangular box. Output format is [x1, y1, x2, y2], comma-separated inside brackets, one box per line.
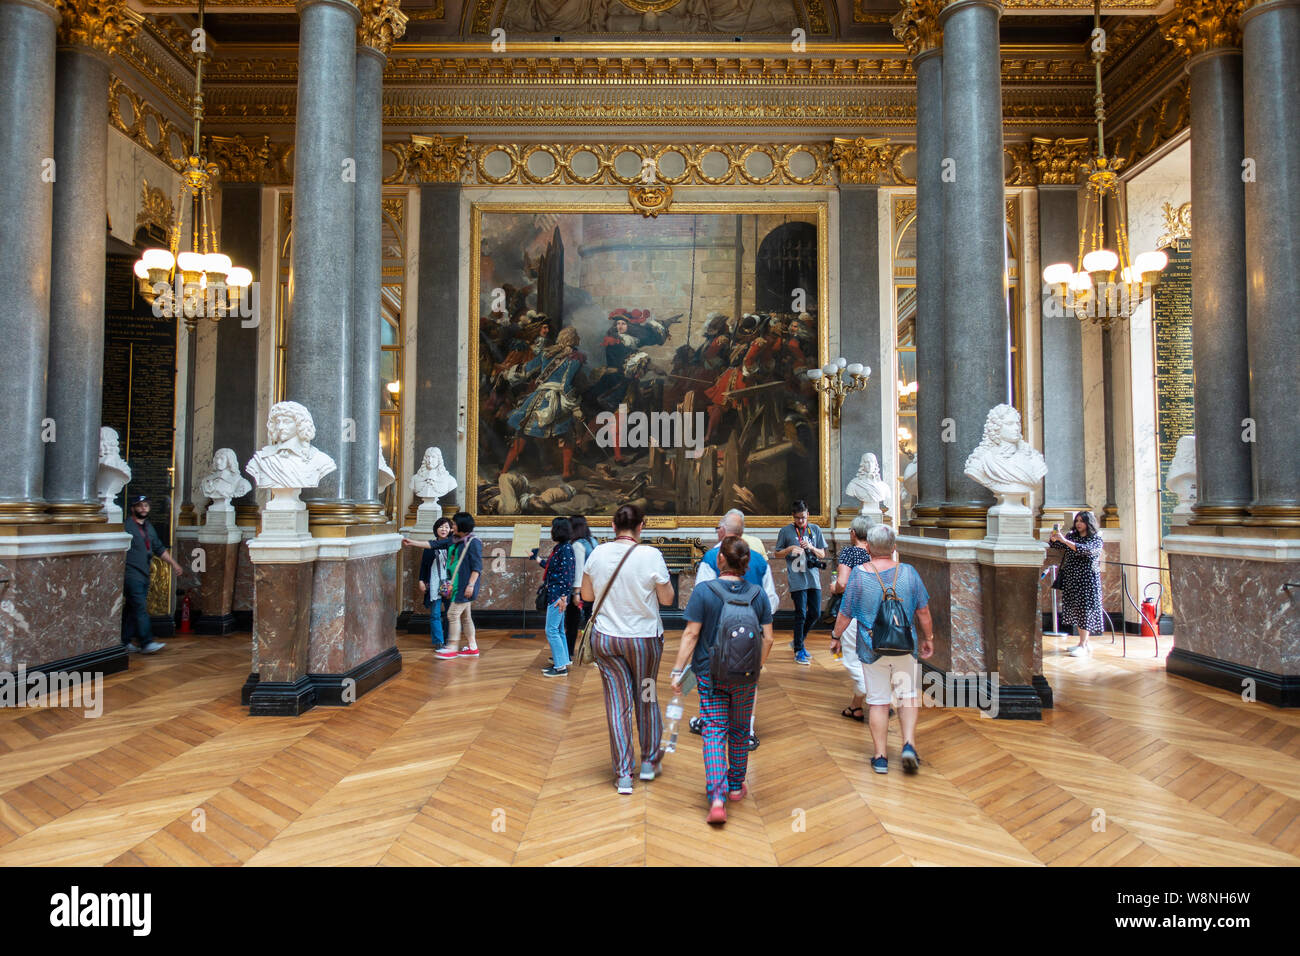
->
[580, 503, 674, 796]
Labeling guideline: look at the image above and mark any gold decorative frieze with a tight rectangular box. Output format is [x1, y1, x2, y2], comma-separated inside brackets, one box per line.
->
[209, 133, 293, 184]
[136, 179, 174, 235]
[358, 0, 409, 56]
[56, 0, 142, 57]
[629, 182, 673, 217]
[384, 133, 469, 183]
[1030, 135, 1091, 185]
[892, 0, 945, 56]
[1156, 200, 1192, 247]
[1107, 76, 1190, 171]
[1159, 0, 1244, 55]
[108, 75, 191, 171]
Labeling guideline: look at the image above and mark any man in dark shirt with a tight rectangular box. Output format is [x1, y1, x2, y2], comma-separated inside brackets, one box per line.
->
[122, 495, 183, 653]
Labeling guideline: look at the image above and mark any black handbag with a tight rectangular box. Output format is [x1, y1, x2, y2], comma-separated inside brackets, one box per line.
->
[535, 551, 552, 612]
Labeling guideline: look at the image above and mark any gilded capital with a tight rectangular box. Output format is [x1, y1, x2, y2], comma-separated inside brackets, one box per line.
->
[209, 134, 293, 185]
[357, 0, 408, 55]
[55, 0, 141, 57]
[386, 133, 468, 184]
[1159, 0, 1245, 55]
[1030, 136, 1091, 186]
[831, 136, 897, 185]
[892, 0, 945, 55]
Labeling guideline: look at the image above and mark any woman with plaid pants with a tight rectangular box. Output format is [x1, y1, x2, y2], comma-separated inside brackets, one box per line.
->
[670, 536, 774, 826]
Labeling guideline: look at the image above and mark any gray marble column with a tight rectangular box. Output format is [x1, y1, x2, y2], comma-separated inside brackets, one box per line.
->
[348, 45, 384, 520]
[913, 44, 946, 523]
[413, 184, 462, 504]
[1037, 185, 1089, 516]
[837, 185, 883, 513]
[939, 0, 1006, 524]
[286, 0, 358, 511]
[0, 0, 58, 521]
[1242, 0, 1300, 526]
[1188, 47, 1253, 523]
[44, 46, 110, 522]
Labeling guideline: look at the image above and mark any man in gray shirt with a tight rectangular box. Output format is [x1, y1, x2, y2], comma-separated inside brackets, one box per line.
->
[773, 499, 827, 665]
[122, 494, 182, 653]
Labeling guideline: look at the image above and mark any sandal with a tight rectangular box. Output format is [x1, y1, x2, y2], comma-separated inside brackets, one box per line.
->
[841, 706, 865, 722]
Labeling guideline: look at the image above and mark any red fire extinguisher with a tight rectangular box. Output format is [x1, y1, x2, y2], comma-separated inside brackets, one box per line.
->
[179, 591, 194, 634]
[1140, 582, 1161, 637]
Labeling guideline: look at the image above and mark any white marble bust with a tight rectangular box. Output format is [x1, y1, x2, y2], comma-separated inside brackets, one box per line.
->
[199, 447, 252, 512]
[377, 448, 396, 495]
[1166, 434, 1197, 513]
[96, 426, 132, 520]
[963, 404, 1047, 504]
[410, 446, 458, 501]
[244, 401, 337, 491]
[900, 457, 918, 517]
[845, 452, 892, 515]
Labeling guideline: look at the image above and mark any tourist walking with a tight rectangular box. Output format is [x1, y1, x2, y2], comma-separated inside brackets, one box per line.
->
[404, 511, 482, 659]
[670, 536, 774, 825]
[564, 514, 598, 655]
[1049, 510, 1105, 656]
[534, 517, 576, 676]
[415, 515, 454, 649]
[832, 524, 934, 775]
[829, 516, 873, 721]
[581, 504, 674, 795]
[121, 494, 183, 654]
[774, 499, 828, 665]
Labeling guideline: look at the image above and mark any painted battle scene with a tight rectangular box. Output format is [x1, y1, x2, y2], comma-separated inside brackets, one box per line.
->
[473, 209, 826, 520]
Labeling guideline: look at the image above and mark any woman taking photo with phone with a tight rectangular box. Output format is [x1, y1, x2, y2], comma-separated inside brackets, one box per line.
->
[1048, 510, 1105, 657]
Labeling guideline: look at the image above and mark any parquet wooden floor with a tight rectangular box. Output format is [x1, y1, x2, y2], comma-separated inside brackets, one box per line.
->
[1, 627, 1298, 866]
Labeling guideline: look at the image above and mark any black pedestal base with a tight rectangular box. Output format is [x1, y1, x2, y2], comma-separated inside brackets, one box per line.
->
[196, 613, 237, 635]
[994, 683, 1043, 720]
[233, 610, 253, 631]
[248, 676, 317, 716]
[1032, 674, 1054, 709]
[6, 644, 130, 690]
[1167, 646, 1299, 708]
[313, 646, 402, 706]
[240, 672, 258, 705]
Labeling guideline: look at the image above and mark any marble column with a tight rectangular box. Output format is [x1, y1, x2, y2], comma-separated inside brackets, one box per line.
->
[913, 43, 946, 524]
[1037, 183, 1090, 521]
[285, 0, 359, 515]
[939, 0, 1006, 527]
[348, 42, 385, 523]
[1188, 46, 1253, 523]
[45, 44, 112, 522]
[837, 184, 882, 516]
[1241, 0, 1300, 526]
[413, 183, 463, 492]
[0, 0, 58, 522]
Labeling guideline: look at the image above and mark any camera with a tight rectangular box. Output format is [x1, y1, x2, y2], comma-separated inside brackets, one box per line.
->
[805, 556, 827, 570]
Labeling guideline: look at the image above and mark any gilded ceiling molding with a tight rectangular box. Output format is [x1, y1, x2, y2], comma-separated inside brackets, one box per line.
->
[1030, 135, 1091, 185]
[891, 0, 944, 56]
[1106, 74, 1190, 170]
[1159, 0, 1245, 54]
[358, 0, 409, 56]
[209, 133, 294, 184]
[108, 74, 191, 171]
[56, 0, 142, 56]
[384, 134, 470, 183]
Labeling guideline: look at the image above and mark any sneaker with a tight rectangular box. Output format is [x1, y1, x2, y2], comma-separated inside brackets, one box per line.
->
[141, 641, 166, 654]
[1067, 644, 1092, 657]
[688, 715, 704, 735]
[727, 782, 748, 802]
[747, 732, 760, 751]
[124, 643, 141, 654]
[639, 761, 659, 781]
[459, 647, 480, 657]
[901, 743, 920, 774]
[706, 800, 727, 825]
[434, 648, 459, 660]
[871, 756, 889, 774]
[616, 776, 634, 795]
[542, 665, 568, 677]
[795, 650, 812, 666]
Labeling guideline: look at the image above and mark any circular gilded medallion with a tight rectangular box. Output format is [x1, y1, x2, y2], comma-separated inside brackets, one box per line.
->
[617, 0, 684, 14]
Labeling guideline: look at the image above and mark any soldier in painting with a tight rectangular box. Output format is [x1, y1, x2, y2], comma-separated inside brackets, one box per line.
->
[501, 326, 587, 481]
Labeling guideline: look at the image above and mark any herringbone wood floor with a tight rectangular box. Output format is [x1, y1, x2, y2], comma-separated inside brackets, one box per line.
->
[1, 627, 1298, 866]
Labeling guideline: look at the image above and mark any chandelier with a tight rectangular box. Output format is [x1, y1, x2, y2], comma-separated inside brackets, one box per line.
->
[133, 0, 251, 325]
[1041, 0, 1166, 328]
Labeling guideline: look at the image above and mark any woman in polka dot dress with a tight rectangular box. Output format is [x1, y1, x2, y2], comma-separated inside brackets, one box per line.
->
[1048, 510, 1105, 657]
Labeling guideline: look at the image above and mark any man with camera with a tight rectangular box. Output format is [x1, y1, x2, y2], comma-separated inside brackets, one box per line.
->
[774, 499, 828, 665]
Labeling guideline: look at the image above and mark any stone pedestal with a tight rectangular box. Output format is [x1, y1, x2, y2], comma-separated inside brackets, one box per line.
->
[246, 534, 318, 716]
[231, 528, 255, 631]
[1165, 533, 1300, 707]
[411, 500, 443, 533]
[0, 532, 131, 678]
[194, 509, 242, 635]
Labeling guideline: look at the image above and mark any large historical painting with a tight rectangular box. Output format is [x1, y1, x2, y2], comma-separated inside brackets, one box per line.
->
[469, 204, 828, 524]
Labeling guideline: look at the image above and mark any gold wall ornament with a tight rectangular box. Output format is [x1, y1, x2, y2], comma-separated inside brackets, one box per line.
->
[56, 0, 142, 57]
[628, 182, 673, 217]
[1004, 141, 1037, 186]
[136, 179, 175, 235]
[1159, 0, 1244, 55]
[209, 133, 293, 184]
[108, 75, 191, 172]
[1030, 135, 1091, 185]
[1156, 200, 1192, 247]
[891, 0, 945, 55]
[894, 195, 917, 229]
[382, 195, 405, 229]
[1107, 75, 1190, 170]
[830, 136, 896, 185]
[383, 133, 469, 184]
[358, 0, 409, 55]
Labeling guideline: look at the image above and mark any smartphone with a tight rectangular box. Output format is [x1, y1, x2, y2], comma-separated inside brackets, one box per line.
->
[677, 666, 698, 697]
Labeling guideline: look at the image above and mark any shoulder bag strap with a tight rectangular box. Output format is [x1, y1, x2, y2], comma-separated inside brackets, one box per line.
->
[590, 544, 639, 627]
[448, 535, 473, 585]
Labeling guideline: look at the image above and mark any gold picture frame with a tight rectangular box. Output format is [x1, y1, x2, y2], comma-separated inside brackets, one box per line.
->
[467, 200, 831, 528]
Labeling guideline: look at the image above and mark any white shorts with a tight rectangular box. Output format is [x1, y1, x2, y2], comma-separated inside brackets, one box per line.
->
[860, 654, 919, 707]
[839, 620, 867, 696]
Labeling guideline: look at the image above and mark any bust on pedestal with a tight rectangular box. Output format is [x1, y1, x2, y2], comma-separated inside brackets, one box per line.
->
[96, 427, 131, 522]
[964, 404, 1048, 543]
[200, 448, 252, 531]
[378, 449, 396, 496]
[245, 401, 337, 541]
[195, 448, 253, 634]
[408, 446, 458, 532]
[845, 452, 891, 525]
[1166, 434, 1197, 526]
